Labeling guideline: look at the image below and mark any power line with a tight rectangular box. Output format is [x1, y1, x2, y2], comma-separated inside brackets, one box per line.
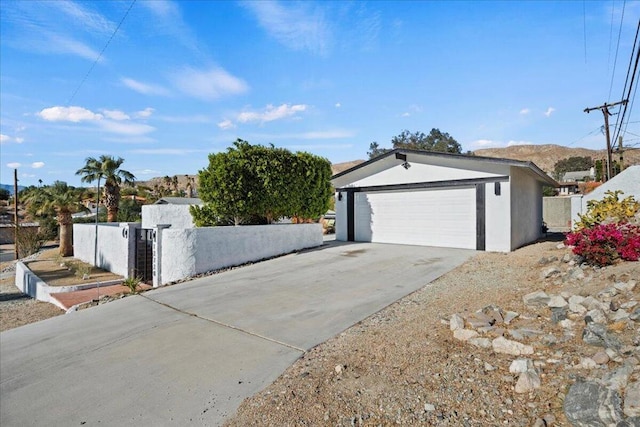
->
[611, 18, 640, 144]
[608, 0, 626, 100]
[67, 0, 137, 105]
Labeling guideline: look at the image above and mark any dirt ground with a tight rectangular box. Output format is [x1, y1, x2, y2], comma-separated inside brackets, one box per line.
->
[0, 247, 122, 332]
[226, 237, 639, 426]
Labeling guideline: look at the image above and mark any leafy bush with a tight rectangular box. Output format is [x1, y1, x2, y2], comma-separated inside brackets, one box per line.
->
[123, 277, 141, 294]
[575, 190, 639, 230]
[15, 226, 45, 258]
[566, 223, 640, 266]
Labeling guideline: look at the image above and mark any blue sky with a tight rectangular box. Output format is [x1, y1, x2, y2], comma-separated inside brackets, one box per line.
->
[1, 0, 639, 187]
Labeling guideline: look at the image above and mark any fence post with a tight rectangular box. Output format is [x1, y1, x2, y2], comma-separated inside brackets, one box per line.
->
[152, 224, 171, 287]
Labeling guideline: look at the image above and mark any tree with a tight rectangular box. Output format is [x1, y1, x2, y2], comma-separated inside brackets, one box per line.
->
[368, 129, 462, 159]
[76, 155, 135, 222]
[0, 188, 10, 201]
[23, 181, 87, 256]
[192, 139, 332, 226]
[553, 156, 593, 180]
[594, 159, 621, 182]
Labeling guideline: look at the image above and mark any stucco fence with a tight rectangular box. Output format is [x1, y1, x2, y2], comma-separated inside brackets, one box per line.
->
[0, 223, 39, 244]
[73, 223, 323, 287]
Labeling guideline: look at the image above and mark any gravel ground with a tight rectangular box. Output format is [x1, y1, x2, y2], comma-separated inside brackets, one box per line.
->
[0, 275, 64, 332]
[225, 238, 639, 426]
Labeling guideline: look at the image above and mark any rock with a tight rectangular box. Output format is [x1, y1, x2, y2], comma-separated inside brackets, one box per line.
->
[424, 403, 436, 412]
[569, 295, 586, 306]
[523, 291, 550, 307]
[598, 286, 619, 300]
[541, 266, 561, 279]
[335, 365, 343, 374]
[540, 334, 558, 346]
[509, 328, 543, 340]
[503, 311, 519, 324]
[615, 280, 637, 292]
[551, 307, 568, 324]
[592, 351, 610, 365]
[630, 307, 640, 322]
[556, 243, 566, 249]
[609, 309, 629, 322]
[569, 303, 587, 315]
[577, 357, 597, 369]
[621, 301, 637, 309]
[624, 380, 640, 417]
[509, 359, 533, 374]
[492, 336, 534, 356]
[479, 305, 504, 324]
[582, 323, 622, 350]
[584, 309, 608, 325]
[453, 329, 479, 342]
[568, 267, 586, 281]
[602, 365, 633, 393]
[606, 348, 624, 363]
[562, 253, 572, 263]
[559, 319, 576, 329]
[449, 314, 465, 331]
[564, 381, 624, 426]
[583, 296, 606, 311]
[484, 362, 496, 371]
[515, 370, 541, 393]
[466, 312, 493, 328]
[468, 337, 491, 348]
[548, 295, 568, 308]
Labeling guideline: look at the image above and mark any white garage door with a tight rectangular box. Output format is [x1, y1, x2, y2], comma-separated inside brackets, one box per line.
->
[354, 187, 477, 249]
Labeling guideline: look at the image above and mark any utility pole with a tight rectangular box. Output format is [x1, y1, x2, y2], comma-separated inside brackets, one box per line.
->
[584, 100, 627, 181]
[618, 136, 624, 172]
[13, 169, 19, 260]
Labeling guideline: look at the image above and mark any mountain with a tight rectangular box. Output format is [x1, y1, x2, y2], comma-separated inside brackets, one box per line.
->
[0, 183, 25, 195]
[473, 144, 640, 174]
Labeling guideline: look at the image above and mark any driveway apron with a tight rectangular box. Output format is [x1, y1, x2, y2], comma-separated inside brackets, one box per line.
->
[1, 242, 474, 426]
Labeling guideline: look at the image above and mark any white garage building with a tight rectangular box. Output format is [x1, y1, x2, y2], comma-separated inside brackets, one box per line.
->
[331, 150, 558, 252]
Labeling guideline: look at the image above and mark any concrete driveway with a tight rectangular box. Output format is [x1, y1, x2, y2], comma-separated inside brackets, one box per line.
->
[0, 241, 473, 426]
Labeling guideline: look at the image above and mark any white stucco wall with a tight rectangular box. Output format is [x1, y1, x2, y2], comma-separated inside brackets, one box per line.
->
[158, 224, 323, 284]
[335, 192, 348, 241]
[510, 167, 544, 250]
[484, 180, 512, 252]
[142, 204, 197, 229]
[73, 223, 139, 277]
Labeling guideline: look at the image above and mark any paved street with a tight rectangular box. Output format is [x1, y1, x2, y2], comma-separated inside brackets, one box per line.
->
[1, 241, 474, 426]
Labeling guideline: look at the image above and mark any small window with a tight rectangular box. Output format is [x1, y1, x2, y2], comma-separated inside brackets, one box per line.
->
[494, 182, 501, 196]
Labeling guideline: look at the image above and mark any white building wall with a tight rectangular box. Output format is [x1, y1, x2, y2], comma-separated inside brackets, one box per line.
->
[510, 167, 543, 250]
[142, 204, 197, 229]
[73, 223, 139, 277]
[335, 191, 348, 241]
[158, 224, 323, 285]
[484, 180, 512, 252]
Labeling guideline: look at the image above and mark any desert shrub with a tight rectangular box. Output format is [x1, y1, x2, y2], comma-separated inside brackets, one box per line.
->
[566, 223, 640, 266]
[15, 226, 45, 258]
[575, 190, 639, 230]
[123, 277, 141, 294]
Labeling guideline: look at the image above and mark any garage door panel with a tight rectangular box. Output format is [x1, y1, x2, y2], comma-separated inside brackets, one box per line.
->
[355, 188, 476, 249]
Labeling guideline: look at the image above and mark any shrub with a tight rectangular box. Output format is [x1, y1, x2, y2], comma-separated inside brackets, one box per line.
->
[15, 225, 45, 258]
[575, 190, 639, 230]
[123, 277, 141, 294]
[565, 223, 640, 266]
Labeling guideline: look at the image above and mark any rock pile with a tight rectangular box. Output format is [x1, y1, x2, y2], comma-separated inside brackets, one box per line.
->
[449, 246, 639, 426]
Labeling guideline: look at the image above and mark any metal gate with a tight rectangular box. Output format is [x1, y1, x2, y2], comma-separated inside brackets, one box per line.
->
[134, 228, 154, 284]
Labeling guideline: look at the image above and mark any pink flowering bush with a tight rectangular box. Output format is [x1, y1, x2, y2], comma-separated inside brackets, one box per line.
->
[565, 223, 640, 266]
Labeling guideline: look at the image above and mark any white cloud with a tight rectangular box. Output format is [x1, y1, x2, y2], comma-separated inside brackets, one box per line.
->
[335, 103, 341, 108]
[520, 108, 530, 115]
[15, 137, 24, 143]
[48, 33, 102, 61]
[401, 112, 411, 117]
[507, 140, 531, 146]
[98, 121, 155, 136]
[38, 106, 103, 122]
[0, 134, 10, 143]
[135, 169, 161, 176]
[7, 162, 21, 169]
[173, 67, 249, 100]
[53, 1, 115, 35]
[242, 1, 331, 55]
[237, 104, 308, 124]
[134, 108, 155, 118]
[544, 107, 555, 117]
[121, 78, 170, 96]
[101, 109, 130, 121]
[217, 119, 235, 130]
[31, 162, 45, 169]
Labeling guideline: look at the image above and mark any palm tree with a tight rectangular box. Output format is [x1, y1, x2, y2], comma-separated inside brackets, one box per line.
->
[23, 181, 87, 256]
[76, 155, 135, 222]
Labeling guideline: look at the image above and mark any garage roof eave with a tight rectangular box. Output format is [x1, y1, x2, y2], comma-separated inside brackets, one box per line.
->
[331, 148, 559, 187]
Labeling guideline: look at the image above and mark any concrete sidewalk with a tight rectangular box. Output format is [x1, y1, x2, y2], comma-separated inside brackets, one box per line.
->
[1, 241, 474, 426]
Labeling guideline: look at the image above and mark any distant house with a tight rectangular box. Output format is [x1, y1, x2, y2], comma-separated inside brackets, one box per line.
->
[558, 168, 596, 195]
[332, 149, 557, 252]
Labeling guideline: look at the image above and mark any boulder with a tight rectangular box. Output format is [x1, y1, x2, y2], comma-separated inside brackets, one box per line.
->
[515, 370, 541, 393]
[523, 291, 550, 307]
[449, 313, 465, 331]
[453, 329, 479, 342]
[582, 323, 622, 350]
[492, 336, 534, 356]
[564, 381, 624, 426]
[624, 380, 640, 418]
